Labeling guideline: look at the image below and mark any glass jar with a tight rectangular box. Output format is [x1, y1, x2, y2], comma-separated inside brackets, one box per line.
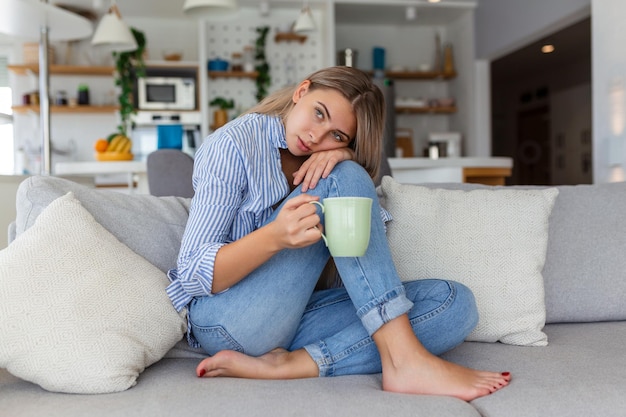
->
[55, 91, 68, 105]
[231, 52, 243, 72]
[243, 46, 255, 73]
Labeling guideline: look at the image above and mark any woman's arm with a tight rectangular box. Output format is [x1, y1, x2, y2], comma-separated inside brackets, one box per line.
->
[211, 193, 323, 293]
[292, 148, 355, 191]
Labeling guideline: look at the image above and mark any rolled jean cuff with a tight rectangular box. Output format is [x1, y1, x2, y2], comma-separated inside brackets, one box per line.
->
[303, 341, 334, 377]
[357, 286, 414, 336]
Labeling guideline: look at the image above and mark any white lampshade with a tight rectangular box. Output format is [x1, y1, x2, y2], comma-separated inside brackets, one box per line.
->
[0, 0, 92, 41]
[91, 6, 137, 52]
[183, 0, 239, 18]
[0, 113, 12, 125]
[293, 6, 316, 33]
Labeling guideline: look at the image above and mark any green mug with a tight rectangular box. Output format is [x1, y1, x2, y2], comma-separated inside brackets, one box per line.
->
[310, 197, 373, 257]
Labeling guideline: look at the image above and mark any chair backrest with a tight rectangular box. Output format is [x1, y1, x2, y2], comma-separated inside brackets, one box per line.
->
[146, 149, 195, 198]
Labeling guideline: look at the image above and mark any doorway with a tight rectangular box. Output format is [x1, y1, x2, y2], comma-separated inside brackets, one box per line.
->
[491, 17, 591, 185]
[515, 107, 550, 185]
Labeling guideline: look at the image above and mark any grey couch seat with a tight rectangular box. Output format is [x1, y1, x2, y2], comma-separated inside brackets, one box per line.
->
[2, 322, 625, 417]
[443, 322, 626, 417]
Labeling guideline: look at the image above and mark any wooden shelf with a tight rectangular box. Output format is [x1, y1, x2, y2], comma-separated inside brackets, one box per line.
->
[274, 32, 308, 43]
[12, 105, 118, 114]
[370, 70, 456, 80]
[8, 64, 114, 76]
[396, 106, 457, 114]
[208, 70, 258, 79]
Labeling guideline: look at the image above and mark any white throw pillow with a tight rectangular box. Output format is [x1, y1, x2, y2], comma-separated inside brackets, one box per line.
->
[0, 193, 187, 393]
[380, 177, 558, 346]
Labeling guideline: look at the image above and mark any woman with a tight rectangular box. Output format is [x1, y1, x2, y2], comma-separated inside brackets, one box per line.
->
[166, 66, 510, 401]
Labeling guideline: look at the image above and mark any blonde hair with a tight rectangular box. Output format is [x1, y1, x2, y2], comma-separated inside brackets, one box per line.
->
[245, 66, 385, 180]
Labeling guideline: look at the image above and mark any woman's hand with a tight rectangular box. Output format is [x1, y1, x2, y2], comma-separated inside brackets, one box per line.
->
[293, 148, 355, 191]
[271, 194, 324, 249]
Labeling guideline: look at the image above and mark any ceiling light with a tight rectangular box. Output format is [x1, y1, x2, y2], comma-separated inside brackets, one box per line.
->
[428, 0, 441, 3]
[541, 44, 555, 54]
[293, 3, 316, 33]
[259, 1, 270, 16]
[183, 0, 238, 18]
[91, 1, 137, 52]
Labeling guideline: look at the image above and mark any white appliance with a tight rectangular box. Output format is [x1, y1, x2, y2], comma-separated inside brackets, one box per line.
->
[137, 77, 196, 111]
[131, 111, 202, 160]
[428, 132, 462, 157]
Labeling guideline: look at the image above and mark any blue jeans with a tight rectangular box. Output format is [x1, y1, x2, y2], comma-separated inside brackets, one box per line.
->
[189, 161, 478, 377]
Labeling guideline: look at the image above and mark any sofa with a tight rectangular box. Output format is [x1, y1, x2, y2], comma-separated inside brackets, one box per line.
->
[1, 175, 625, 417]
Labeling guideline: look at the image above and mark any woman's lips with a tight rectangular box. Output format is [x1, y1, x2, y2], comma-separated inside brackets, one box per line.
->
[297, 138, 311, 153]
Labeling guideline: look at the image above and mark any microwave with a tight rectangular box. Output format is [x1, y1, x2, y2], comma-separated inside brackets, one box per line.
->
[137, 77, 196, 111]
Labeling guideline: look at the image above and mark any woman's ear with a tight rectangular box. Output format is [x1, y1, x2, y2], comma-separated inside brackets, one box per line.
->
[292, 80, 311, 103]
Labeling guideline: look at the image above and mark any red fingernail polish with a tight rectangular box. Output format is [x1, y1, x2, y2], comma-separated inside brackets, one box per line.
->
[198, 369, 206, 377]
[502, 372, 510, 377]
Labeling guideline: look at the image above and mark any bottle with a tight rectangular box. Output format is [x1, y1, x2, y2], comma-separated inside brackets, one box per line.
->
[443, 44, 455, 76]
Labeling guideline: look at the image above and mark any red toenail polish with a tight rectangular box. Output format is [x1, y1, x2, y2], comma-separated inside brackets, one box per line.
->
[502, 372, 510, 377]
[198, 369, 206, 377]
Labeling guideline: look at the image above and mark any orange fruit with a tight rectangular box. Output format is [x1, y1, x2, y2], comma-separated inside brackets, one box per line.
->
[94, 139, 108, 153]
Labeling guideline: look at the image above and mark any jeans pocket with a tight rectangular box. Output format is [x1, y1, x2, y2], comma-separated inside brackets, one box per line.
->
[190, 323, 244, 356]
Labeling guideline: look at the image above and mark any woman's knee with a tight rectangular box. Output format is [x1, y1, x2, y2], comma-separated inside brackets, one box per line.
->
[322, 160, 377, 197]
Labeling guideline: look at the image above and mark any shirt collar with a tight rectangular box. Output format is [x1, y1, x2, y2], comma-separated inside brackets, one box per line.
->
[267, 115, 287, 150]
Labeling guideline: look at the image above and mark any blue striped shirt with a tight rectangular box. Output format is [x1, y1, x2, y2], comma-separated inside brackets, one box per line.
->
[166, 112, 392, 321]
[166, 113, 289, 312]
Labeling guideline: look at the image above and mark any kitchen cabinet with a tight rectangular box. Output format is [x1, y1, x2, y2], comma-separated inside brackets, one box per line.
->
[333, 0, 477, 157]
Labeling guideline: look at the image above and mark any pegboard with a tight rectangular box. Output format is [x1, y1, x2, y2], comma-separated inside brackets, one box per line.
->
[204, 10, 323, 114]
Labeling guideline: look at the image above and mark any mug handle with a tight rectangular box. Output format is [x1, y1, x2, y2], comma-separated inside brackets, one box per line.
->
[309, 201, 328, 247]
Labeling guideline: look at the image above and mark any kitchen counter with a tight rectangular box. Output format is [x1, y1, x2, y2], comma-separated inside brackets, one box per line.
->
[54, 161, 148, 193]
[388, 157, 513, 185]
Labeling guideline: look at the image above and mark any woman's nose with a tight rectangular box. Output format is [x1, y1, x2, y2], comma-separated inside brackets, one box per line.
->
[308, 129, 322, 144]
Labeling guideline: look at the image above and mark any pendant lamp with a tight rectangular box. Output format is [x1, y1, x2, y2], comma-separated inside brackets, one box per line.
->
[183, 0, 239, 18]
[0, 113, 13, 125]
[91, 1, 137, 52]
[293, 3, 316, 33]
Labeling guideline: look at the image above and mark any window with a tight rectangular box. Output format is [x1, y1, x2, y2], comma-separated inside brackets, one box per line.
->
[0, 54, 14, 174]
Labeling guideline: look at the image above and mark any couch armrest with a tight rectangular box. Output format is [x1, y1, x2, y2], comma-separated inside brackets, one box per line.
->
[7, 221, 16, 246]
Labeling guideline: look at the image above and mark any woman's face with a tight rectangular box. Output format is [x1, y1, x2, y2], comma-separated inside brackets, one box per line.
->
[284, 80, 356, 156]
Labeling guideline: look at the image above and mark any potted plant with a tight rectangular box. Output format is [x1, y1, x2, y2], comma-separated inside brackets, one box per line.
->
[112, 27, 147, 138]
[210, 96, 235, 129]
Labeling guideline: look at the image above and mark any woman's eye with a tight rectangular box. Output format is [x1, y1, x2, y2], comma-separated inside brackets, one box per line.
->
[332, 131, 343, 142]
[315, 108, 324, 119]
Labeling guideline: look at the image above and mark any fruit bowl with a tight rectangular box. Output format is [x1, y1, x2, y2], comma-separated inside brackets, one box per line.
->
[95, 152, 134, 162]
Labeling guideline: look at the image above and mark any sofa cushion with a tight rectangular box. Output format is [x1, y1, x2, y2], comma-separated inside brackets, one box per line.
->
[0, 361, 481, 417]
[538, 182, 626, 323]
[379, 177, 558, 346]
[0, 192, 187, 393]
[14, 176, 190, 273]
[386, 181, 626, 324]
[443, 322, 626, 417]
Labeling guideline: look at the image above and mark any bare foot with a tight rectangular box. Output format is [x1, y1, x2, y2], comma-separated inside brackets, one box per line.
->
[374, 315, 511, 401]
[196, 348, 318, 379]
[381, 351, 511, 401]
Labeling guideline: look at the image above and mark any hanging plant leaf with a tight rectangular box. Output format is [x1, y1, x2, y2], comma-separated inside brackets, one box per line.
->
[112, 28, 147, 137]
[255, 26, 271, 102]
